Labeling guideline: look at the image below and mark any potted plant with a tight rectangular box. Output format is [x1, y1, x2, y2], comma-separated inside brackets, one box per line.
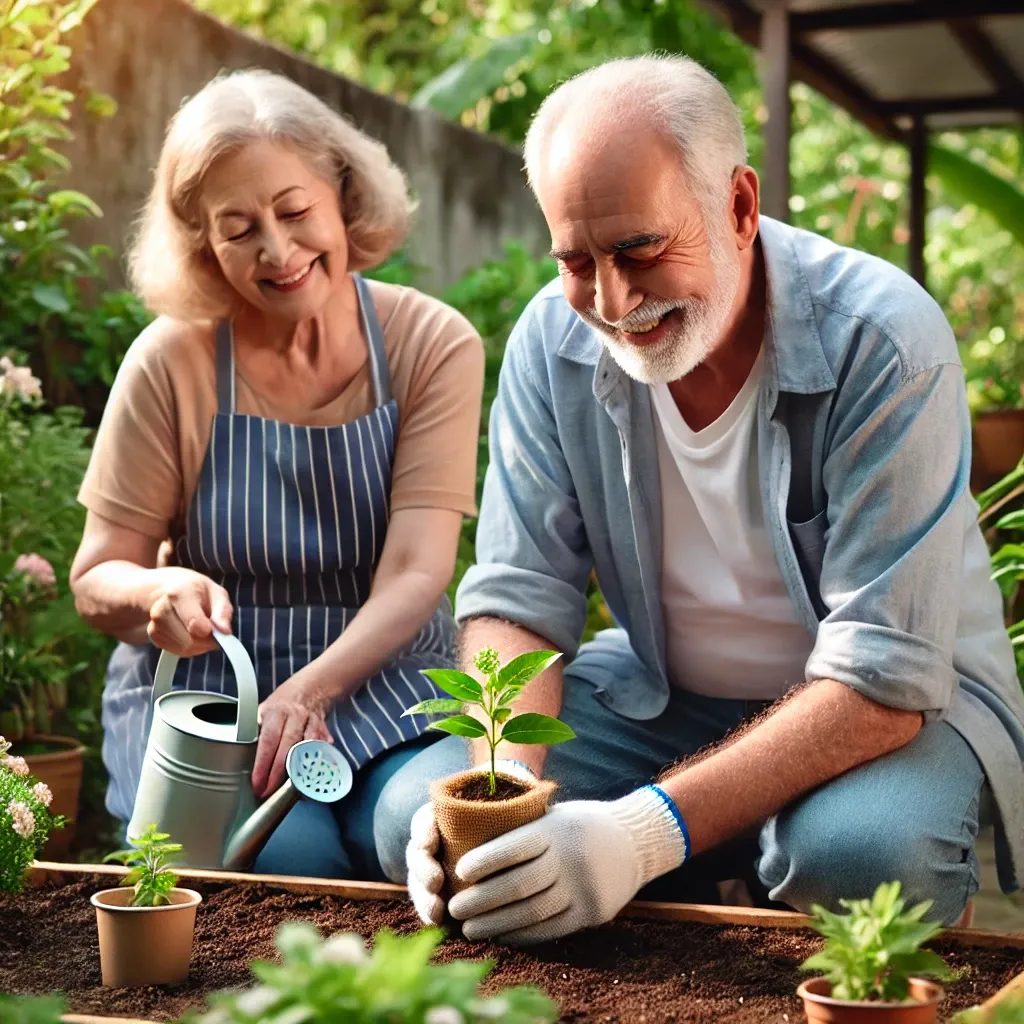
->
[404, 647, 574, 895]
[797, 880, 953, 1022]
[189, 919, 557, 1023]
[0, 734, 65, 893]
[91, 823, 202, 987]
[961, 337, 1024, 489]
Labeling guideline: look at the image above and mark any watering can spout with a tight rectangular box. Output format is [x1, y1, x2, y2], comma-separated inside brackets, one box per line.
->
[222, 779, 297, 871]
[222, 739, 353, 871]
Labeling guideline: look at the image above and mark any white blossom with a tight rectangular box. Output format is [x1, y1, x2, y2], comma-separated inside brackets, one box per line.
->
[31, 782, 53, 807]
[320, 932, 369, 965]
[4, 756, 29, 777]
[8, 800, 36, 838]
[425, 1008, 464, 1024]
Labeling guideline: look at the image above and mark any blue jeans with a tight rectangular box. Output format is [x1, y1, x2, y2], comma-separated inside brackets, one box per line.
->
[375, 632, 986, 924]
[250, 734, 439, 880]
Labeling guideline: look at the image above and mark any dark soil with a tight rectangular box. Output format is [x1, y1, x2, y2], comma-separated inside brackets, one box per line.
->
[454, 773, 530, 801]
[3, 878, 1021, 1022]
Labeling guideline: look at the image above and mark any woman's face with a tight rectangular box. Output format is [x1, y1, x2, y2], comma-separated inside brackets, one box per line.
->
[201, 139, 348, 320]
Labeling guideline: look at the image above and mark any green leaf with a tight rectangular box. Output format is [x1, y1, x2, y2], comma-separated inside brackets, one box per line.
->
[494, 650, 562, 693]
[428, 714, 488, 738]
[48, 189, 102, 217]
[401, 698, 465, 717]
[995, 510, 1024, 532]
[29, 283, 70, 314]
[421, 668, 483, 703]
[493, 706, 512, 724]
[499, 712, 576, 745]
[410, 30, 539, 119]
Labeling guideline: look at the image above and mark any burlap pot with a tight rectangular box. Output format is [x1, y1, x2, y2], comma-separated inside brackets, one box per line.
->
[431, 769, 557, 896]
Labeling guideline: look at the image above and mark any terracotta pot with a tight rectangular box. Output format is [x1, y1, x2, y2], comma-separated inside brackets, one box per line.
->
[91, 886, 202, 987]
[972, 409, 1024, 488]
[21, 734, 85, 860]
[797, 977, 944, 1023]
[430, 770, 557, 896]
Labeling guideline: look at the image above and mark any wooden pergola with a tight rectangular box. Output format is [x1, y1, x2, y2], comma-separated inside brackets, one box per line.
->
[698, 0, 1024, 287]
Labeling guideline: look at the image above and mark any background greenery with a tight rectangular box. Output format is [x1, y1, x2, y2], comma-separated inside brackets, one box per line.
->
[1, 0, 1022, 856]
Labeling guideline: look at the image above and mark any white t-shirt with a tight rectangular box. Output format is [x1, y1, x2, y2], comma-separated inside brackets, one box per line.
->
[649, 349, 813, 699]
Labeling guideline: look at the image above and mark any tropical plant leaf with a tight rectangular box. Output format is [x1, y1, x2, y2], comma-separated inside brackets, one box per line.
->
[421, 669, 483, 703]
[410, 31, 539, 120]
[428, 715, 488, 738]
[401, 698, 465, 717]
[499, 712, 576, 745]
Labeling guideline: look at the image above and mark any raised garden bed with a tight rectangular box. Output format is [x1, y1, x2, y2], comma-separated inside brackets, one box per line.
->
[5, 863, 1024, 1023]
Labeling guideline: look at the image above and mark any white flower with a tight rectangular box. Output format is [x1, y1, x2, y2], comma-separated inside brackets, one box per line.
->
[4, 756, 29, 777]
[232, 986, 282, 1016]
[8, 800, 36, 838]
[319, 932, 368, 965]
[473, 999, 510, 1020]
[31, 782, 53, 807]
[1, 362, 42, 402]
[425, 1009, 464, 1024]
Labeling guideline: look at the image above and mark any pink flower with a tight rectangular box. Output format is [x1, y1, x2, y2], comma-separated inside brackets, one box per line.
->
[31, 782, 52, 808]
[4, 756, 29, 777]
[14, 553, 56, 588]
[8, 800, 35, 839]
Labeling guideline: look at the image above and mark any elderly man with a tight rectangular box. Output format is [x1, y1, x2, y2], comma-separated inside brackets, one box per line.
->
[375, 54, 1024, 944]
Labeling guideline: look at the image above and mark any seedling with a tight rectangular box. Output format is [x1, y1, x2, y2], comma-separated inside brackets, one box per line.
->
[801, 880, 953, 1002]
[404, 647, 575, 796]
[104, 823, 182, 907]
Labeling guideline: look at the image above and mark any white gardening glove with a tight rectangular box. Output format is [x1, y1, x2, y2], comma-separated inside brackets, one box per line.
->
[448, 785, 688, 945]
[406, 759, 536, 927]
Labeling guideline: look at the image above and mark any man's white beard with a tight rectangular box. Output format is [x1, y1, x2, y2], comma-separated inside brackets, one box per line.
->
[581, 233, 741, 386]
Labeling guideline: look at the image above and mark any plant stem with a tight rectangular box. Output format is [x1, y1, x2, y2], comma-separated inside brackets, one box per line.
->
[488, 671, 497, 796]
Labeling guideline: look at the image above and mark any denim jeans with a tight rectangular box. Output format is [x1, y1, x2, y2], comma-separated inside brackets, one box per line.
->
[247, 733, 441, 880]
[375, 634, 986, 924]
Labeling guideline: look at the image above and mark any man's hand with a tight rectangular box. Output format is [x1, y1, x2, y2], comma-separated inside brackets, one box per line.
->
[406, 759, 538, 927]
[447, 787, 686, 945]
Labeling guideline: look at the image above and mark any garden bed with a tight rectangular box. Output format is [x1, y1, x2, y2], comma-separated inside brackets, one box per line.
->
[5, 864, 1024, 1023]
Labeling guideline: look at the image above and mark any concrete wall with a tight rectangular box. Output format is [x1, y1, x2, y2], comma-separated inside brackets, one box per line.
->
[62, 0, 549, 292]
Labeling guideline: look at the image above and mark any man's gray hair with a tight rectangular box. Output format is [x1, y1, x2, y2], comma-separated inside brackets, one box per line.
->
[523, 55, 748, 219]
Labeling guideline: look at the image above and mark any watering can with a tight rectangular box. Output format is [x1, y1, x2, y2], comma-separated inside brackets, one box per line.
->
[126, 630, 353, 870]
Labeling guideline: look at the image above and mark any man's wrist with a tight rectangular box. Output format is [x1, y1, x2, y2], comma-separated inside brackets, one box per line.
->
[610, 785, 689, 888]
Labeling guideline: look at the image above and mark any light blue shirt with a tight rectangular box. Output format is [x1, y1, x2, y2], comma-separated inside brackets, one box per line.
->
[456, 216, 1024, 891]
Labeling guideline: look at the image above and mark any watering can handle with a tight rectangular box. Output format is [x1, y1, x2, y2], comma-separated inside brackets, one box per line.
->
[151, 630, 260, 743]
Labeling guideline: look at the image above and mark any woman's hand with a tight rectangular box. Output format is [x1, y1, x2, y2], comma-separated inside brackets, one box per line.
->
[147, 567, 234, 657]
[252, 673, 334, 798]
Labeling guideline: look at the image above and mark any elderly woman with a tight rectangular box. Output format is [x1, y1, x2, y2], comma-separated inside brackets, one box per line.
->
[69, 70, 483, 878]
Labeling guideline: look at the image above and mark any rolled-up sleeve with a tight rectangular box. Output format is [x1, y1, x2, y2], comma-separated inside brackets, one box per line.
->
[454, 305, 592, 657]
[805, 345, 969, 720]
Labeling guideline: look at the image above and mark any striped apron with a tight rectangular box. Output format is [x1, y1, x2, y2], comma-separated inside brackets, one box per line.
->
[101, 274, 453, 822]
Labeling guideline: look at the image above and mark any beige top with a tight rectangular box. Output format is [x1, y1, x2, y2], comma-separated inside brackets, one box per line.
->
[79, 280, 484, 542]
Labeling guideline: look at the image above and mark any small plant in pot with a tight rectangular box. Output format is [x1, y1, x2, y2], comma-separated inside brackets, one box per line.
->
[405, 647, 575, 895]
[91, 823, 202, 987]
[798, 881, 953, 1022]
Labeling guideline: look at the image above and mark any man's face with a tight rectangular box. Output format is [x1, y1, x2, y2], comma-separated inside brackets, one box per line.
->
[536, 125, 741, 384]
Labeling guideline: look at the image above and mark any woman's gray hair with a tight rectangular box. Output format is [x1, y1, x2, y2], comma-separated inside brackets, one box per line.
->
[129, 69, 414, 322]
[524, 55, 748, 222]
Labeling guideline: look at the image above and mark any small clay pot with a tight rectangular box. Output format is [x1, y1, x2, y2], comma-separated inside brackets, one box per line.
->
[92, 886, 202, 987]
[430, 769, 557, 896]
[797, 977, 944, 1023]
[21, 734, 86, 860]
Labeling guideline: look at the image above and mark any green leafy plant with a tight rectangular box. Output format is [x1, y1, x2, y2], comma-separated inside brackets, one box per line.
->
[0, 734, 65, 893]
[0, 993, 65, 1024]
[103, 823, 182, 907]
[977, 457, 1024, 685]
[404, 647, 574, 797]
[185, 921, 557, 1024]
[801, 881, 953, 1003]
[954, 996, 1024, 1023]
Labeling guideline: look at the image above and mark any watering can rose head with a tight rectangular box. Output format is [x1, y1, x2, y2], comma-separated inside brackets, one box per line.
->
[403, 647, 575, 796]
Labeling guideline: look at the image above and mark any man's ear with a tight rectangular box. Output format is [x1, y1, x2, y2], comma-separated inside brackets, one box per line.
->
[731, 166, 760, 250]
